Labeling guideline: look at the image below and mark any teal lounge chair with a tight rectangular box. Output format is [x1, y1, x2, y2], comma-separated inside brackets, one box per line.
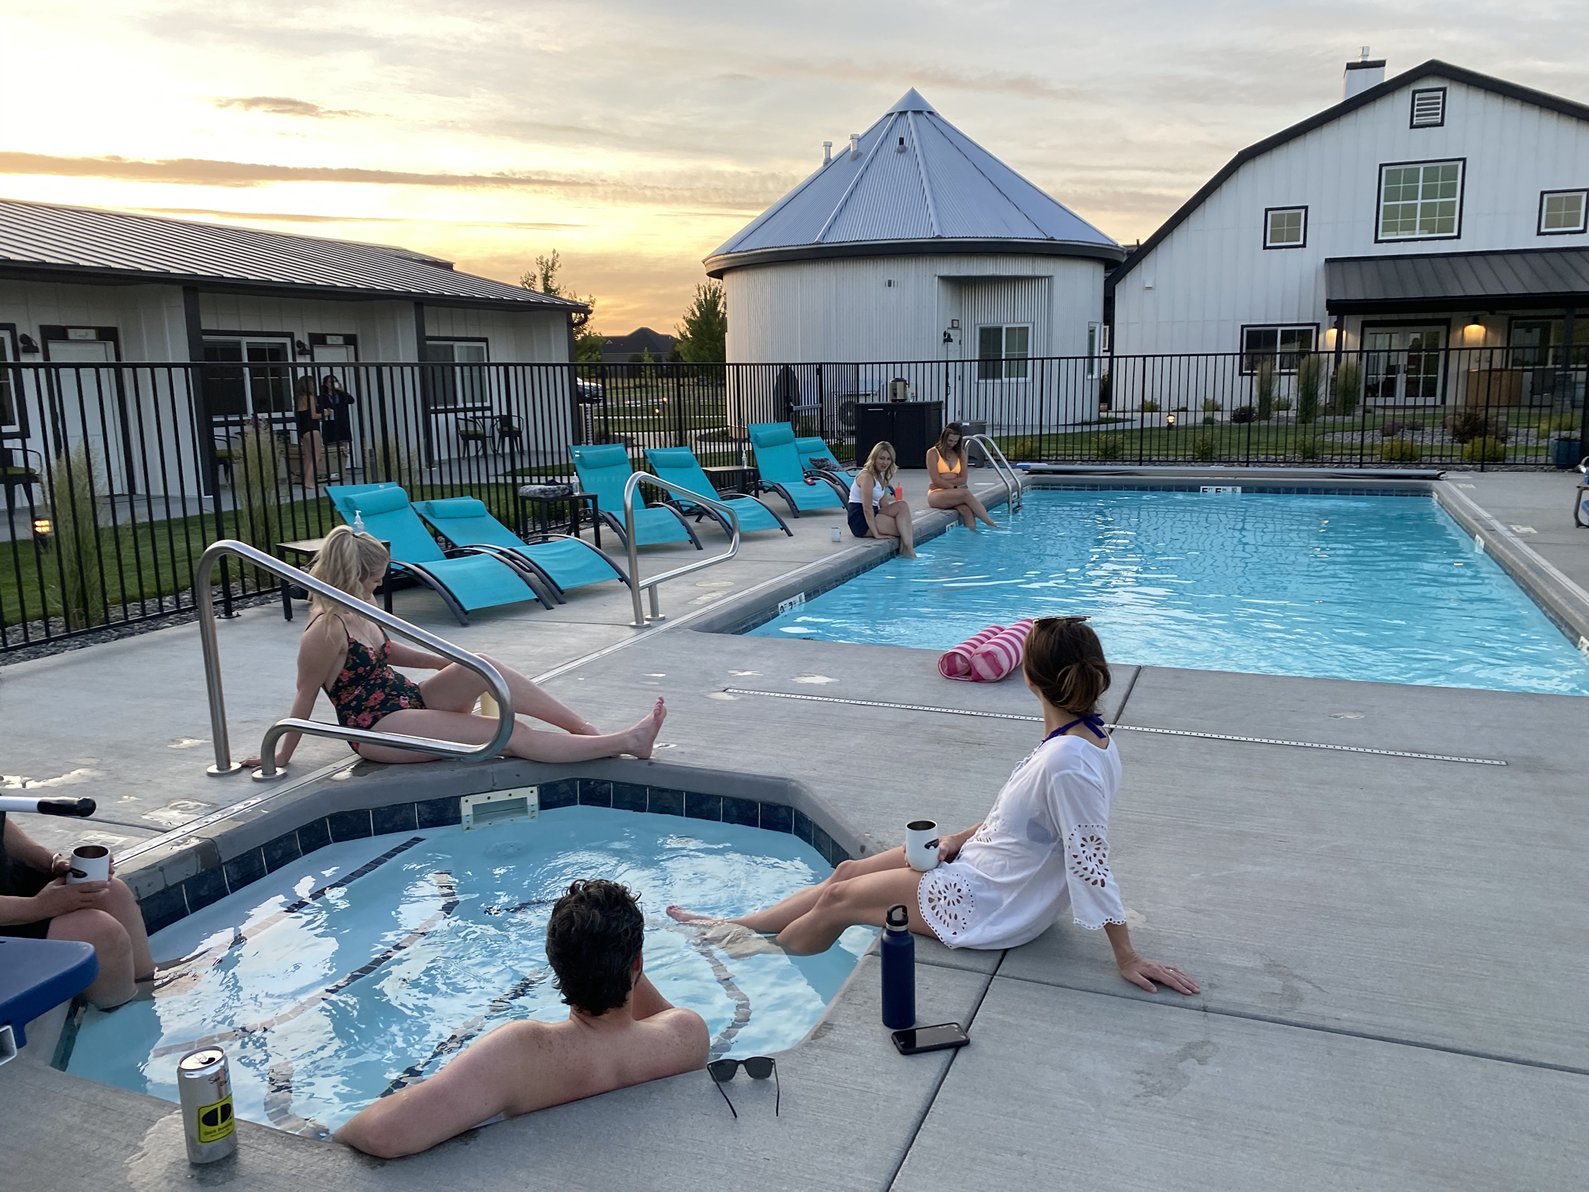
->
[568, 444, 701, 550]
[747, 422, 849, 517]
[644, 447, 792, 538]
[324, 483, 550, 624]
[412, 496, 629, 600]
[795, 436, 858, 486]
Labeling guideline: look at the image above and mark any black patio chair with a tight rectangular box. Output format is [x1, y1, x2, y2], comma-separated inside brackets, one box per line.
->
[496, 414, 523, 455]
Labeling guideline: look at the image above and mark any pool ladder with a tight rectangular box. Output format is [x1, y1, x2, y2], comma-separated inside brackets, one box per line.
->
[194, 540, 516, 781]
[621, 472, 743, 628]
[964, 434, 1024, 513]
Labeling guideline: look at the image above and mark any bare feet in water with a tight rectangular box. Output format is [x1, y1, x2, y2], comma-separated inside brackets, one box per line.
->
[624, 698, 667, 759]
[665, 905, 724, 925]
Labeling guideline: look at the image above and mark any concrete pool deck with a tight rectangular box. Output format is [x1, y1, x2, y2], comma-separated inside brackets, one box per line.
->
[3, 467, 1588, 1190]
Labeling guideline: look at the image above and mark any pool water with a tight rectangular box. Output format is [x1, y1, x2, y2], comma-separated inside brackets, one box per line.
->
[751, 489, 1589, 695]
[66, 807, 870, 1136]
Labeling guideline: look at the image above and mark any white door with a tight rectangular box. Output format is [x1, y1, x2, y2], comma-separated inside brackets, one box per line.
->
[1364, 327, 1446, 406]
[47, 339, 129, 494]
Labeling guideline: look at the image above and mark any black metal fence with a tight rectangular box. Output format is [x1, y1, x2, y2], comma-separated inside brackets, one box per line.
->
[2, 348, 1585, 651]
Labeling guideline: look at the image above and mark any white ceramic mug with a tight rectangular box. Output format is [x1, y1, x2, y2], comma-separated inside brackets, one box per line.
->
[905, 820, 940, 872]
[67, 844, 110, 885]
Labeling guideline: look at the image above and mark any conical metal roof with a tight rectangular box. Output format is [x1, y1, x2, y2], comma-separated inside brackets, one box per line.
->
[706, 90, 1122, 275]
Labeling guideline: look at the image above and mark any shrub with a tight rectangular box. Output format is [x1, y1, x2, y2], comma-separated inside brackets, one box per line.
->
[1446, 409, 1507, 444]
[1140, 399, 1161, 413]
[1295, 354, 1323, 424]
[1229, 405, 1256, 424]
[1461, 436, 1507, 463]
[1538, 412, 1579, 436]
[1379, 438, 1423, 462]
[1293, 435, 1321, 461]
[1001, 437, 1040, 460]
[232, 423, 283, 551]
[1202, 397, 1222, 413]
[1190, 433, 1217, 461]
[1380, 420, 1408, 438]
[1254, 360, 1275, 420]
[1273, 396, 1292, 412]
[46, 442, 109, 629]
[1332, 360, 1362, 416]
[1093, 433, 1125, 461]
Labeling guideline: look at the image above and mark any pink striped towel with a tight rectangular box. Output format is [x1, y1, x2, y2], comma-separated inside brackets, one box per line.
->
[938, 625, 1005, 680]
[969, 618, 1035, 682]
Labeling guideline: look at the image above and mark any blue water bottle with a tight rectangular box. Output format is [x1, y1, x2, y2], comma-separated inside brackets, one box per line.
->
[881, 904, 915, 1030]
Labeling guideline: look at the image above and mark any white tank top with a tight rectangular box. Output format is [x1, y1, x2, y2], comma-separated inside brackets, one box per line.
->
[849, 471, 885, 508]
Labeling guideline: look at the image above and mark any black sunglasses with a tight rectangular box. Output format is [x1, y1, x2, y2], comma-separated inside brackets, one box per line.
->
[708, 1056, 779, 1118]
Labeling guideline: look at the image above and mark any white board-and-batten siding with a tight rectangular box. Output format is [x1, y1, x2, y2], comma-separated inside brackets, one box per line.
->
[1112, 75, 1589, 357]
[724, 253, 1104, 363]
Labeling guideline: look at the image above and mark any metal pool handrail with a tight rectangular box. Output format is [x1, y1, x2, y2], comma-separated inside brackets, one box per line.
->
[965, 434, 1023, 512]
[194, 540, 515, 781]
[623, 473, 742, 627]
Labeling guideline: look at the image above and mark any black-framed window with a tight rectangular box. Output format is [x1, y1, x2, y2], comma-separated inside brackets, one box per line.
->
[0, 323, 20, 436]
[201, 332, 294, 418]
[1507, 317, 1589, 369]
[1410, 88, 1446, 128]
[1241, 324, 1317, 374]
[1377, 159, 1464, 241]
[1264, 206, 1307, 249]
[976, 325, 1030, 381]
[1538, 189, 1588, 236]
[422, 337, 489, 409]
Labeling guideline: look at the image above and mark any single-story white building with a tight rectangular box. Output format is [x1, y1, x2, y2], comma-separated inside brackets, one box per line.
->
[1109, 58, 1589, 411]
[0, 199, 584, 495]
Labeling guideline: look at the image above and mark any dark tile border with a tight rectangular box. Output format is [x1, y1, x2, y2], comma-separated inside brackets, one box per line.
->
[134, 779, 841, 936]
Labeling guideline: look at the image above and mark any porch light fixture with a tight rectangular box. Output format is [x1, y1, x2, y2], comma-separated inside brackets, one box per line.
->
[1462, 315, 1485, 344]
[18, 333, 39, 354]
[943, 331, 954, 343]
[294, 339, 311, 355]
[1323, 327, 1337, 348]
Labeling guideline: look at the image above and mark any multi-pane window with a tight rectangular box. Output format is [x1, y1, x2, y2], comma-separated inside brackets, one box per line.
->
[1538, 189, 1588, 236]
[976, 325, 1030, 380]
[1409, 88, 1446, 128]
[0, 329, 17, 434]
[1378, 160, 1463, 240]
[1264, 206, 1306, 248]
[202, 337, 293, 418]
[1241, 325, 1316, 374]
[422, 339, 490, 408]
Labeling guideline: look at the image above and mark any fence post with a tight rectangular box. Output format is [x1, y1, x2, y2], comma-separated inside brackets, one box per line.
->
[672, 365, 685, 447]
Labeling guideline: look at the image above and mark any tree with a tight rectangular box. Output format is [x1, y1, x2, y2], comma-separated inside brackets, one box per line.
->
[521, 250, 605, 362]
[674, 280, 726, 363]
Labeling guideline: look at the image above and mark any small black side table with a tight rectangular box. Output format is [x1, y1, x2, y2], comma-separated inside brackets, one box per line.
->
[517, 486, 602, 547]
[701, 465, 761, 495]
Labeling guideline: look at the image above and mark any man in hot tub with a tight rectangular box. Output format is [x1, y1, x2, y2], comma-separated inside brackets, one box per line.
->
[335, 879, 709, 1158]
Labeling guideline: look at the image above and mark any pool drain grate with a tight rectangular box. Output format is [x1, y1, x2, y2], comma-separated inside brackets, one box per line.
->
[721, 689, 1507, 767]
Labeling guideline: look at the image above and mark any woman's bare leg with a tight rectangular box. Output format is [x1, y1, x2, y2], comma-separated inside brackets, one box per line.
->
[102, 877, 154, 981]
[667, 847, 912, 934]
[301, 429, 321, 490]
[928, 489, 976, 529]
[890, 500, 916, 556]
[354, 699, 664, 764]
[961, 488, 997, 528]
[776, 866, 933, 955]
[49, 909, 135, 1009]
[873, 510, 915, 558]
[418, 654, 596, 733]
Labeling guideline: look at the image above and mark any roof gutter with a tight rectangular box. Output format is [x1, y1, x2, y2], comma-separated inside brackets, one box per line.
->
[705, 237, 1126, 277]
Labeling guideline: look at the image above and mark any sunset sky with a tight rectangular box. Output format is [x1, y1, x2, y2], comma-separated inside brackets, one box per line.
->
[3, 2, 1587, 335]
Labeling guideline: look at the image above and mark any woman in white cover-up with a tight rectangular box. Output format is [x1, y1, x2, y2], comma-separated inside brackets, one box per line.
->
[668, 617, 1198, 995]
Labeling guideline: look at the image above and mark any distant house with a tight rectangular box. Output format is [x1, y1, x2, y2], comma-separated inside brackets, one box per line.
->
[706, 89, 1123, 427]
[1109, 58, 1589, 409]
[0, 199, 585, 493]
[599, 327, 677, 364]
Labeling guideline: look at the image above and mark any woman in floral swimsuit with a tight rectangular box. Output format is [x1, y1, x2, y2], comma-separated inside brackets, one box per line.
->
[246, 526, 664, 770]
[668, 617, 1197, 996]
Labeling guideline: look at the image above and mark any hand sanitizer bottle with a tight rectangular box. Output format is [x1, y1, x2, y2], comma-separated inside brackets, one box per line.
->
[353, 511, 365, 534]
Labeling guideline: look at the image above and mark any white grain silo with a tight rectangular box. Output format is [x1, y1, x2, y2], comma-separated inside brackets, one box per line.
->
[705, 89, 1125, 432]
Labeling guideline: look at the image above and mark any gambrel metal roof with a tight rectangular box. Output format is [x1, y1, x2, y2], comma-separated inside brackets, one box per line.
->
[706, 89, 1122, 275]
[0, 198, 586, 312]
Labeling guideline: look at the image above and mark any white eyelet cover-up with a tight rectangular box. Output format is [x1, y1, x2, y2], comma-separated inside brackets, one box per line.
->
[918, 734, 1126, 949]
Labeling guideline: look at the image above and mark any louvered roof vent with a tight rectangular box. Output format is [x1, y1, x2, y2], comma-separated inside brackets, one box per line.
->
[1411, 88, 1446, 127]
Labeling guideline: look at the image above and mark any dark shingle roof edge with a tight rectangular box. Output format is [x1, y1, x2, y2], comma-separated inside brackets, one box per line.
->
[1106, 60, 1589, 292]
[705, 236, 1126, 277]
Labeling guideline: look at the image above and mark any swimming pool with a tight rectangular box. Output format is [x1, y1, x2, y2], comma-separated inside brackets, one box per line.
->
[65, 807, 869, 1136]
[750, 488, 1589, 696]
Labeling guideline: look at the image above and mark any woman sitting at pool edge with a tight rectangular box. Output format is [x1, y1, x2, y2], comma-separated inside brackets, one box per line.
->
[847, 440, 916, 558]
[245, 526, 664, 770]
[668, 617, 1198, 996]
[926, 422, 998, 531]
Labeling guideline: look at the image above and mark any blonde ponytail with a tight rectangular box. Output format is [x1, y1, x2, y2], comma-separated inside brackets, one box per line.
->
[307, 524, 389, 615]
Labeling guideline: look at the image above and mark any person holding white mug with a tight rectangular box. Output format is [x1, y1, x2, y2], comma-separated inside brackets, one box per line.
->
[0, 811, 154, 1008]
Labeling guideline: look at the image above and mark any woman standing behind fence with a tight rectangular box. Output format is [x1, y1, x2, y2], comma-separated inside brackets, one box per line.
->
[295, 374, 323, 491]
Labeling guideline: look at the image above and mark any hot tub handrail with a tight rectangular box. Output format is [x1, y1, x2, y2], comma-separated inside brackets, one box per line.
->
[623, 473, 741, 628]
[194, 540, 515, 781]
[964, 434, 1023, 512]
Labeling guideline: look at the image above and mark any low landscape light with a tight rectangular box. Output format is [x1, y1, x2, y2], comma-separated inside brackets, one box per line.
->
[1166, 413, 1177, 427]
[32, 517, 51, 537]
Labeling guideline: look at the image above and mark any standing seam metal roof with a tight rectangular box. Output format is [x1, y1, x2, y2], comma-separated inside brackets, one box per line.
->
[1325, 246, 1589, 311]
[706, 89, 1121, 272]
[0, 198, 585, 310]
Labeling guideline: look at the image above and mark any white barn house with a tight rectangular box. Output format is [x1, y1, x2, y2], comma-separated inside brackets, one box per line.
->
[706, 90, 1124, 429]
[1109, 58, 1589, 414]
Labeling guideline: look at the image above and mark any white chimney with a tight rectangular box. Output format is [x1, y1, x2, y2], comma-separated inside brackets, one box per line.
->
[823, 140, 832, 165]
[849, 133, 860, 161]
[1344, 47, 1386, 99]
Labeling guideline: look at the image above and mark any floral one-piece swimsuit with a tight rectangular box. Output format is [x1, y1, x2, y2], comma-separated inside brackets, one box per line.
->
[313, 613, 426, 749]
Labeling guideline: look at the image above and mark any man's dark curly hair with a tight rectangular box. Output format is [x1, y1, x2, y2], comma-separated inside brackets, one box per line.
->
[545, 879, 645, 1016]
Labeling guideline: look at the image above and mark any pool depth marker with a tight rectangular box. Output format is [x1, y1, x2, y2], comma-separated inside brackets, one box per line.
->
[721, 689, 1507, 767]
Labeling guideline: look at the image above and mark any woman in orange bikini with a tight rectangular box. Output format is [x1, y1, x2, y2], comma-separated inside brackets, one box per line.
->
[926, 422, 998, 530]
[245, 526, 664, 770]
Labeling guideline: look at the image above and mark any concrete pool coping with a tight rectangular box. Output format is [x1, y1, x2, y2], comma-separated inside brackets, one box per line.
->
[4, 468, 1588, 1190]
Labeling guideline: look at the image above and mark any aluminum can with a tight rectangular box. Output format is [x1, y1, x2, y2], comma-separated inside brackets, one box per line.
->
[177, 1047, 237, 1163]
